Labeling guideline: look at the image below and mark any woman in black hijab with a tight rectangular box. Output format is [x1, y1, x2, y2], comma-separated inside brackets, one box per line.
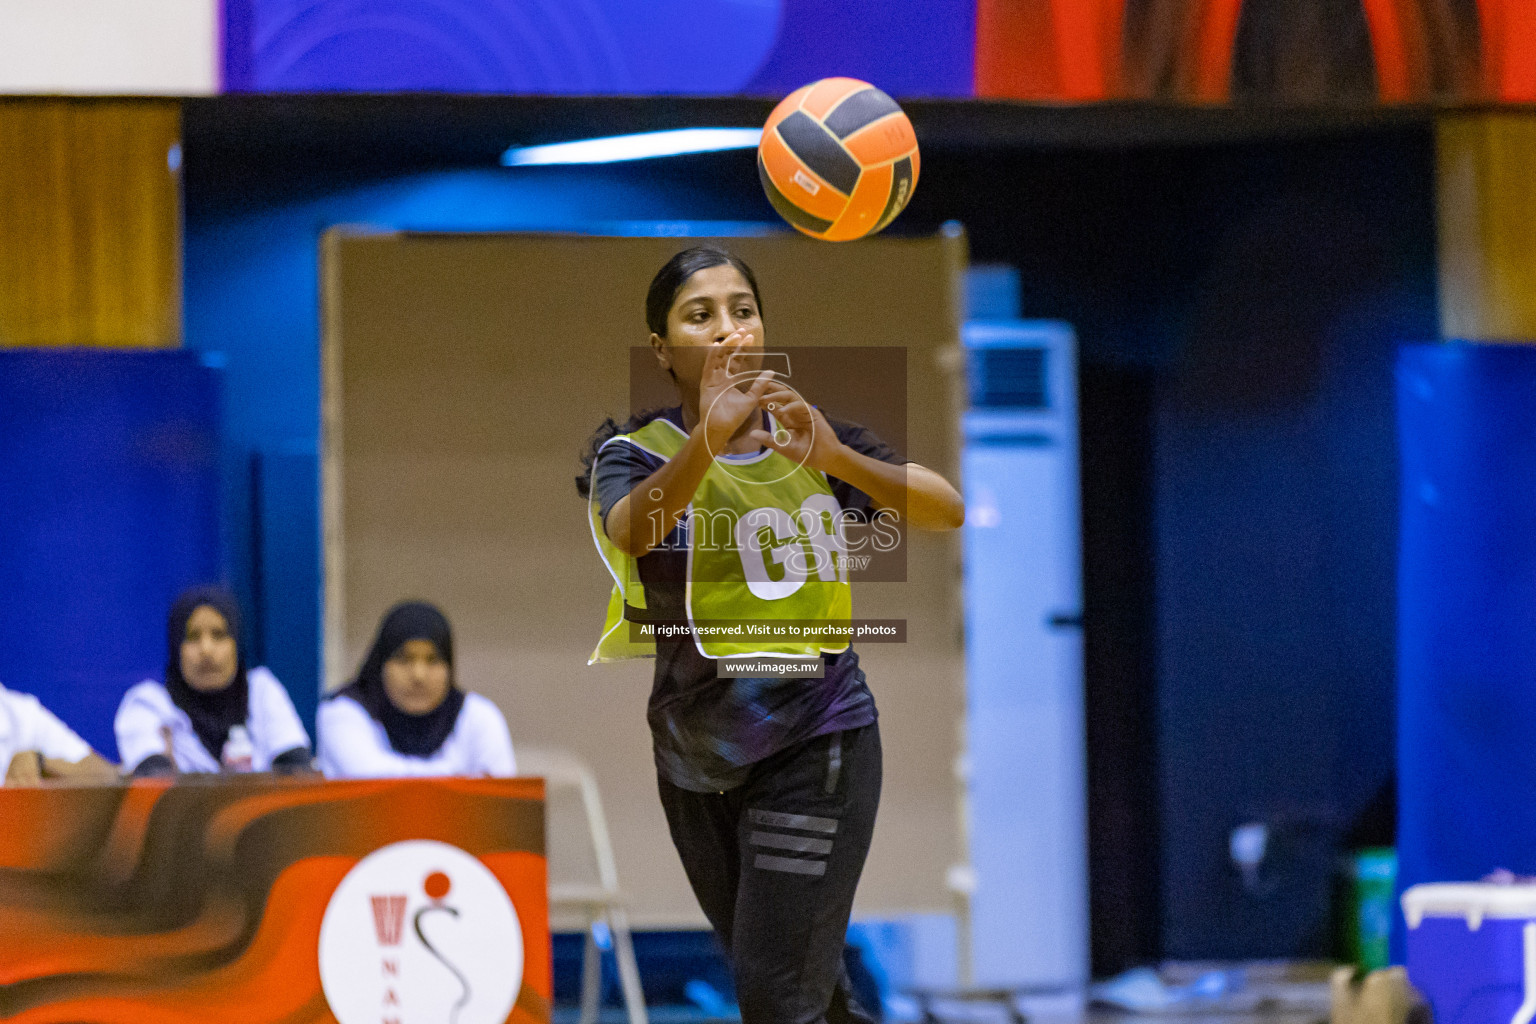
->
[115, 586, 313, 776]
[317, 601, 515, 778]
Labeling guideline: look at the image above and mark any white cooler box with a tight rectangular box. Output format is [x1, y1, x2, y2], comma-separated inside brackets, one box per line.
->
[1403, 883, 1536, 1024]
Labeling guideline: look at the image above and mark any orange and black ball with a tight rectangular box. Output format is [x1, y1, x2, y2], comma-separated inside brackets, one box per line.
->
[758, 77, 920, 241]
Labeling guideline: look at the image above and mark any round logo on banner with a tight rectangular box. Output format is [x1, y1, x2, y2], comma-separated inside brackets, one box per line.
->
[319, 839, 523, 1024]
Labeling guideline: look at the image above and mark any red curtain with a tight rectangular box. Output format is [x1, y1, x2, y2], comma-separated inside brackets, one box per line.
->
[1480, 0, 1536, 100]
[975, 0, 1502, 102]
[975, 0, 1127, 99]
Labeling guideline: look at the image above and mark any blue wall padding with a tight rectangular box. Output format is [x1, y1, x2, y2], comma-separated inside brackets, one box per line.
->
[253, 445, 320, 738]
[1397, 343, 1536, 898]
[0, 351, 223, 760]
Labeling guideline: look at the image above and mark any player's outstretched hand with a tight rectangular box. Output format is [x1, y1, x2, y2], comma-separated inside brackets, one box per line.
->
[750, 383, 840, 471]
[699, 332, 775, 452]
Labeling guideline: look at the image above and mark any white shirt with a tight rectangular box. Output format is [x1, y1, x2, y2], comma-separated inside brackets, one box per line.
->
[0, 681, 93, 771]
[114, 667, 311, 773]
[317, 691, 516, 779]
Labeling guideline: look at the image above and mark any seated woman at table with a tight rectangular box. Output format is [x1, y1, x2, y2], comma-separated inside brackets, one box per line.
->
[115, 587, 313, 777]
[1, 681, 119, 785]
[317, 601, 515, 779]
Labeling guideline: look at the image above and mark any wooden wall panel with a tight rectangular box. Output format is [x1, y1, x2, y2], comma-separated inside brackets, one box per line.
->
[1437, 112, 1536, 341]
[0, 99, 180, 348]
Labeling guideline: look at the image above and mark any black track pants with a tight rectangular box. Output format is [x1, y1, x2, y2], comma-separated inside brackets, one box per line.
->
[658, 723, 883, 1024]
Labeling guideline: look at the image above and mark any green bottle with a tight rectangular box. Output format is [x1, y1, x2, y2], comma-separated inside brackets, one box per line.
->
[1350, 848, 1398, 971]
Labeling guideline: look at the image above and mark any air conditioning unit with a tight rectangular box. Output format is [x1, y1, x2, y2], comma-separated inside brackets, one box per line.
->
[960, 318, 1087, 990]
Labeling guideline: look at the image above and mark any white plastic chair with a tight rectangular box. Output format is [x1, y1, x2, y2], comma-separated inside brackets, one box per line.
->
[517, 746, 647, 1024]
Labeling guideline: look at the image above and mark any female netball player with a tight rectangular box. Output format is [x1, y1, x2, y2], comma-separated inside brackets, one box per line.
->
[578, 246, 963, 1024]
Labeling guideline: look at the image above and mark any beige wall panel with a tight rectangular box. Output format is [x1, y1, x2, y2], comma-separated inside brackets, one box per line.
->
[0, 99, 180, 348]
[1437, 112, 1536, 342]
[323, 231, 966, 925]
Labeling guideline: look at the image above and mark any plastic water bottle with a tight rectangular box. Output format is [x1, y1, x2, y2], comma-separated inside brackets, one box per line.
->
[221, 725, 254, 772]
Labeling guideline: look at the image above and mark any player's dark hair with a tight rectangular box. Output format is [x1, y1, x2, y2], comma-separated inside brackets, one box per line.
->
[576, 407, 668, 500]
[645, 245, 763, 338]
[577, 247, 765, 499]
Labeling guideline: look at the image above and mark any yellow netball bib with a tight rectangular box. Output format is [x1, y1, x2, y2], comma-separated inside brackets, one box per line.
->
[588, 416, 854, 663]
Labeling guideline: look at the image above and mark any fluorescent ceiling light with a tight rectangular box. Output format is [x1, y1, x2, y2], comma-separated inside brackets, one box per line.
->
[501, 127, 762, 166]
